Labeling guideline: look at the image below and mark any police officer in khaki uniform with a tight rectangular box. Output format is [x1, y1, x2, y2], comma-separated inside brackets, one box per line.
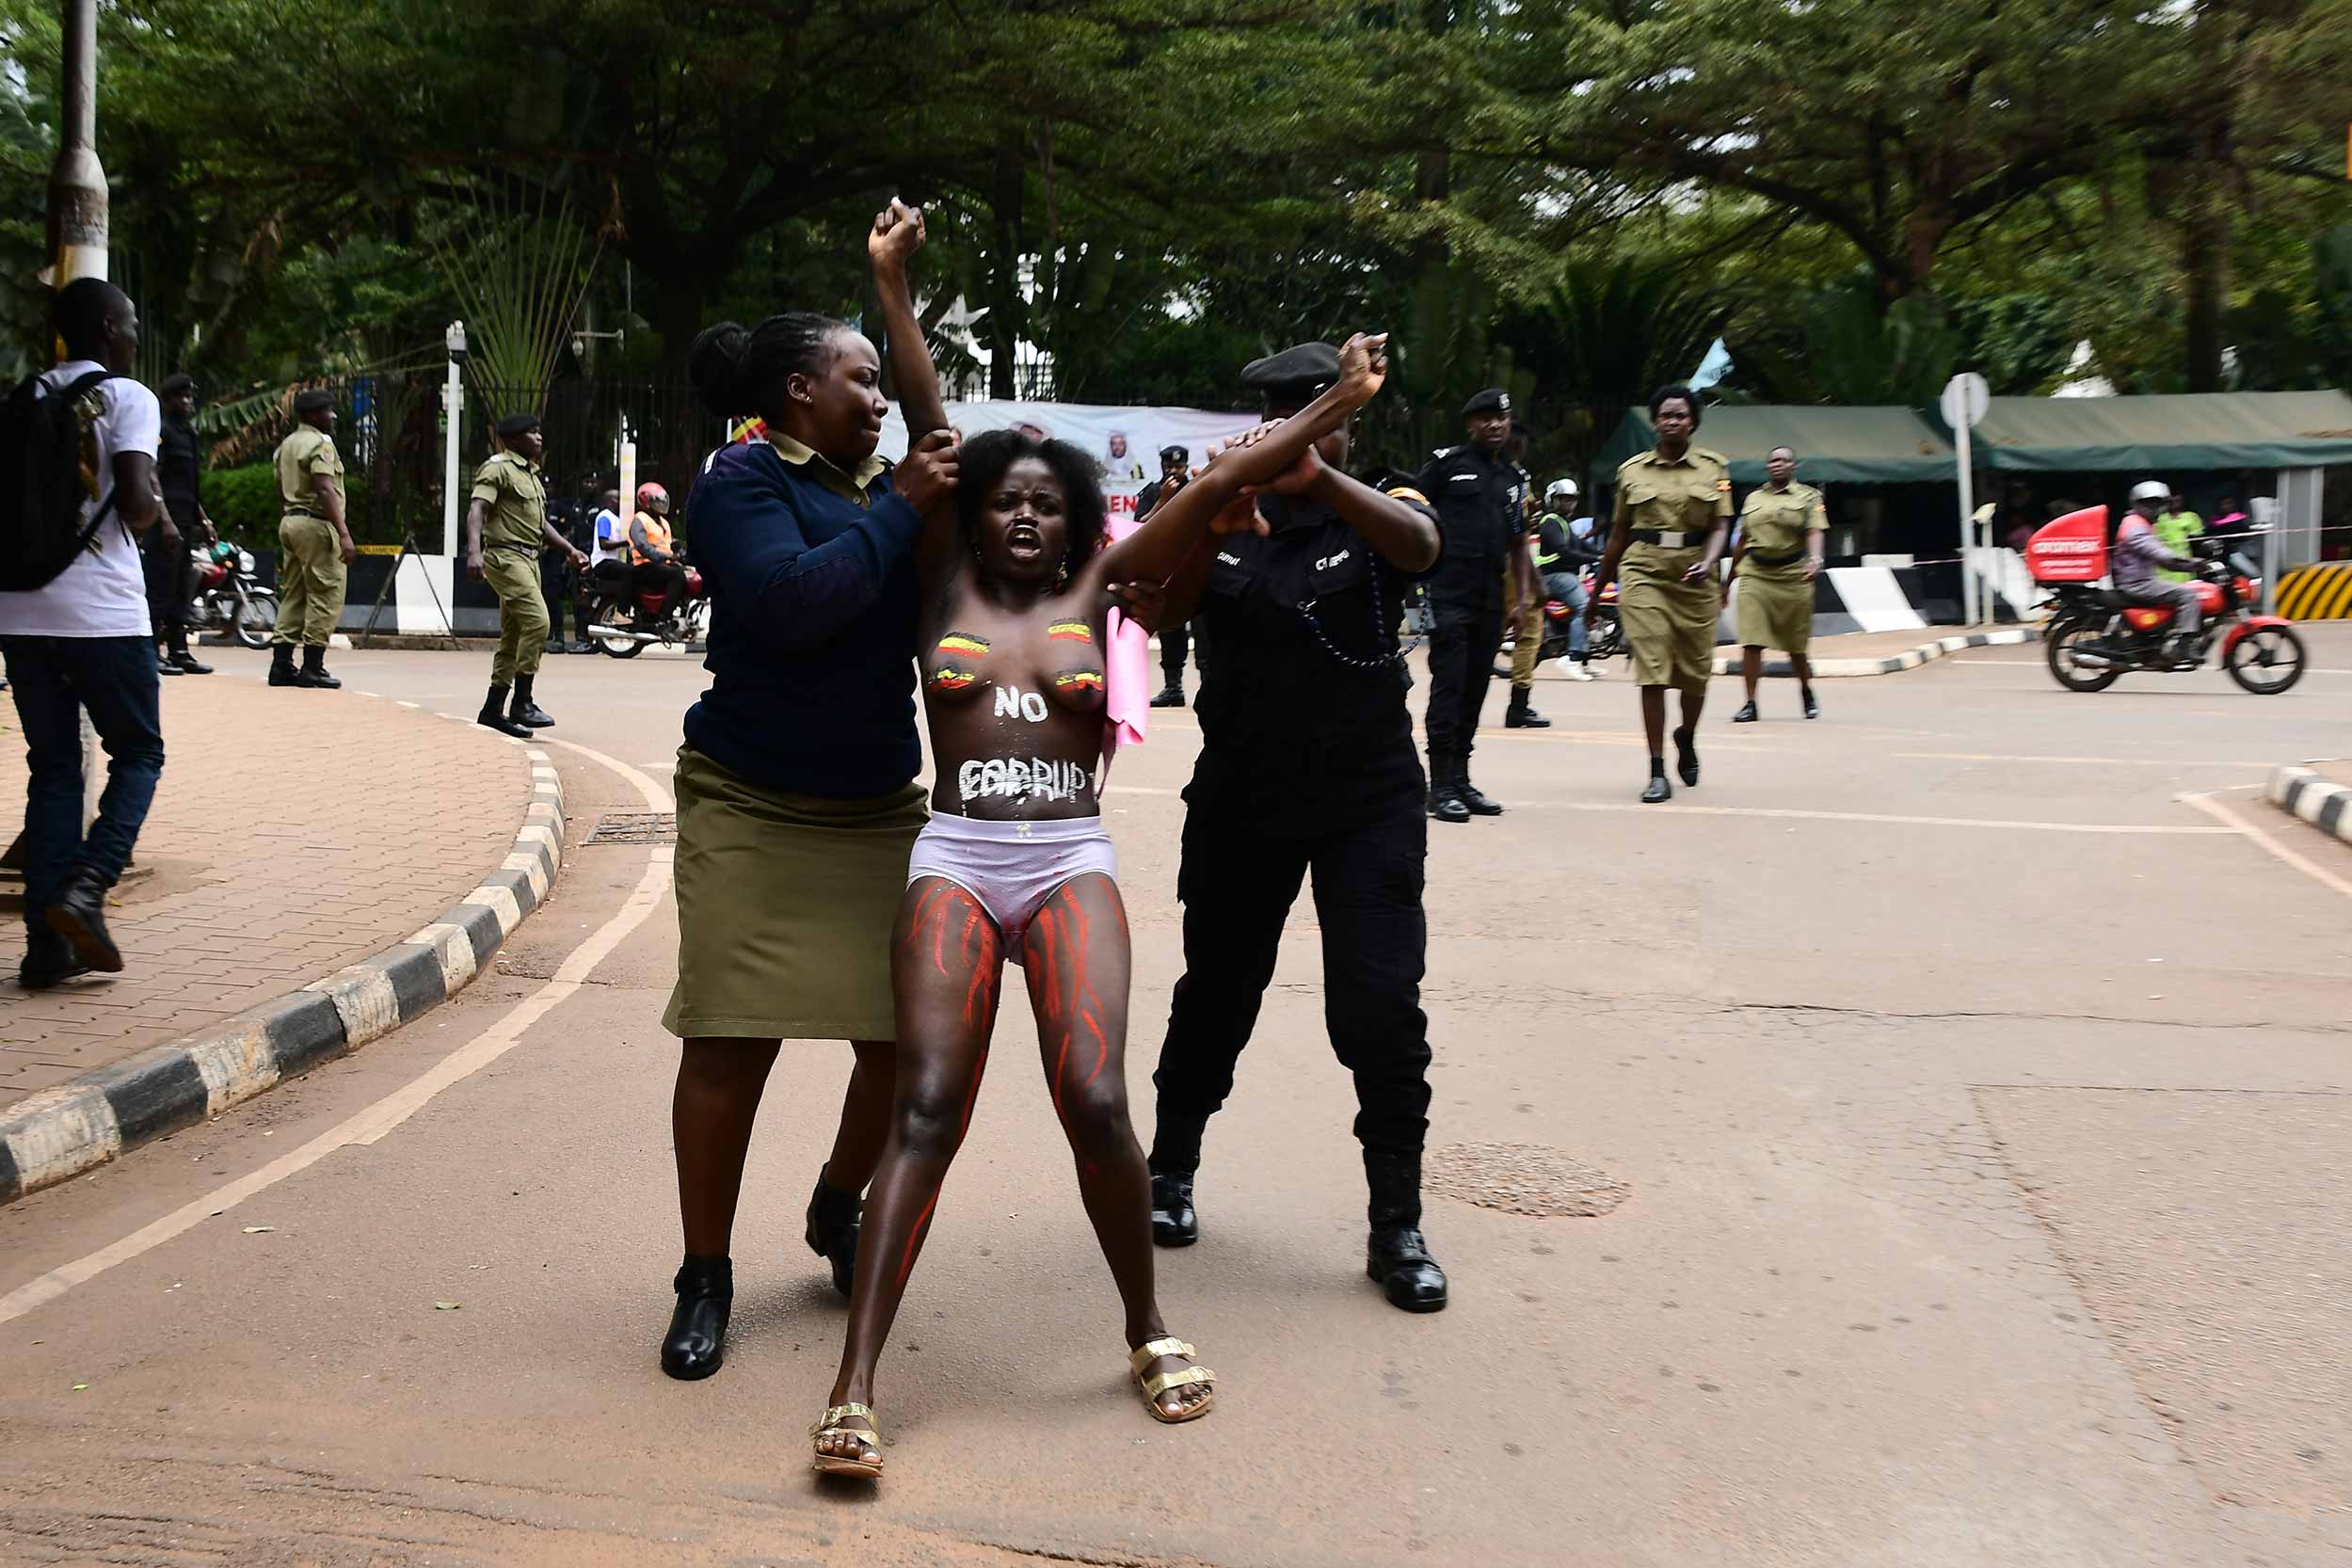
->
[1728, 445, 1827, 723]
[466, 411, 587, 737]
[268, 389, 356, 690]
[1590, 384, 1731, 802]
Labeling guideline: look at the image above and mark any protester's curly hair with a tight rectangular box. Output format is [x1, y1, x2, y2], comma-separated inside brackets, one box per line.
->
[955, 428, 1110, 578]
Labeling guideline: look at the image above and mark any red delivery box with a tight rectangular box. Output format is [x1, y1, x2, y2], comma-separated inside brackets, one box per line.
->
[2024, 505, 2108, 584]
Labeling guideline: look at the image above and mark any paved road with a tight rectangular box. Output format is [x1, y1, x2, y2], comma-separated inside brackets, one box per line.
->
[4, 629, 2349, 1567]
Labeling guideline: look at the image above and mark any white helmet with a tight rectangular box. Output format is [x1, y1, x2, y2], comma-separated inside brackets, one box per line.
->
[1545, 477, 1579, 503]
[2130, 480, 2170, 504]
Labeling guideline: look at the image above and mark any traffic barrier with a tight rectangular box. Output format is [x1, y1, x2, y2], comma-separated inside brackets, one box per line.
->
[2277, 562, 2352, 619]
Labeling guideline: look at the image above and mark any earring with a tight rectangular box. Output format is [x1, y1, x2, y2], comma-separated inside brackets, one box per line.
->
[1055, 557, 1070, 591]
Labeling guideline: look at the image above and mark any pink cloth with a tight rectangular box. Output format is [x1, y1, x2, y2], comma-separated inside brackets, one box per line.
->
[1100, 508, 1150, 778]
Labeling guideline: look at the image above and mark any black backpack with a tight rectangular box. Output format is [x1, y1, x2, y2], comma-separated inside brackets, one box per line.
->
[0, 368, 119, 593]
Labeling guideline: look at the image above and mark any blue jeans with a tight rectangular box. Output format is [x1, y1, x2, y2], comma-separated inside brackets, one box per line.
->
[1543, 572, 1591, 659]
[2, 635, 166, 940]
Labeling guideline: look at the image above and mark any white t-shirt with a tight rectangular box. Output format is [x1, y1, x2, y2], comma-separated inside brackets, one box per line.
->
[591, 507, 626, 563]
[0, 361, 160, 638]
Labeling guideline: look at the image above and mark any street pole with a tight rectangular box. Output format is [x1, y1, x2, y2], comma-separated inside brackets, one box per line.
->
[45, 0, 106, 288]
[1956, 417, 1976, 628]
[441, 322, 466, 559]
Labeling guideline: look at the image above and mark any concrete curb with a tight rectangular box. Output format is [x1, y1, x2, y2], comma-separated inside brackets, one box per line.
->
[0, 751, 565, 1207]
[2264, 761, 2352, 847]
[1710, 626, 2039, 680]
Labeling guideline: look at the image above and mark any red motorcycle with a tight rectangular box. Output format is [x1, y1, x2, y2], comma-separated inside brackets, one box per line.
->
[584, 559, 711, 659]
[2028, 506, 2305, 695]
[1492, 572, 1626, 675]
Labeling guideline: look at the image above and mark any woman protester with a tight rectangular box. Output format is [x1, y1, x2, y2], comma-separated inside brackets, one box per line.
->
[1727, 445, 1826, 723]
[657, 201, 962, 1384]
[1590, 385, 1731, 802]
[808, 206, 1397, 1480]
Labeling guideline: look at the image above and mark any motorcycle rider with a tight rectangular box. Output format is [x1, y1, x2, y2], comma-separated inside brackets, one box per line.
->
[2115, 480, 2206, 665]
[1532, 478, 1599, 680]
[628, 482, 690, 626]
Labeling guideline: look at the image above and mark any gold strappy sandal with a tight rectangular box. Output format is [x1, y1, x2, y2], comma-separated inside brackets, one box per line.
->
[810, 1402, 885, 1479]
[1130, 1337, 1216, 1424]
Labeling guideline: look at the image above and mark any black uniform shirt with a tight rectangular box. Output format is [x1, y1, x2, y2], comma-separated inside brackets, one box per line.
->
[1188, 492, 1440, 826]
[1412, 444, 1528, 568]
[158, 414, 202, 526]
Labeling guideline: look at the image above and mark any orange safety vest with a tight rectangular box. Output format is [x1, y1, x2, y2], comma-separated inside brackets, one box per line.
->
[629, 512, 673, 566]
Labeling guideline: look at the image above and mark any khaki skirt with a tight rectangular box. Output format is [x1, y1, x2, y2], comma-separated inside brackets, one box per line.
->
[1734, 567, 1814, 654]
[663, 746, 927, 1042]
[1619, 543, 1718, 694]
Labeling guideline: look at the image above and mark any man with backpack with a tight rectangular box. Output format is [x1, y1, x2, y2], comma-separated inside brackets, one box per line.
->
[0, 278, 168, 987]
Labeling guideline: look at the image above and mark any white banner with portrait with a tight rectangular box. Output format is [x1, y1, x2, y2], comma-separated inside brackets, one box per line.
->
[875, 400, 1264, 524]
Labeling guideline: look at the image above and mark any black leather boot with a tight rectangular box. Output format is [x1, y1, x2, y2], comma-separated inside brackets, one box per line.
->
[1427, 757, 1470, 824]
[18, 923, 90, 990]
[509, 674, 556, 729]
[805, 1178, 861, 1298]
[1504, 690, 1550, 728]
[1150, 1170, 1198, 1247]
[1457, 768, 1504, 816]
[478, 684, 533, 738]
[660, 1255, 733, 1380]
[300, 646, 341, 689]
[1149, 683, 1185, 709]
[267, 643, 299, 687]
[46, 868, 124, 974]
[1366, 1160, 1448, 1313]
[1672, 725, 1700, 787]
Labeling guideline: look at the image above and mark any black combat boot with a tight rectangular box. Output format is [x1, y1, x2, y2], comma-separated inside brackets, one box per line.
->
[1457, 754, 1504, 816]
[45, 868, 124, 974]
[478, 684, 533, 738]
[1504, 689, 1550, 728]
[1366, 1158, 1448, 1313]
[659, 1255, 733, 1380]
[509, 674, 556, 728]
[299, 646, 341, 689]
[1427, 756, 1470, 824]
[267, 643, 299, 687]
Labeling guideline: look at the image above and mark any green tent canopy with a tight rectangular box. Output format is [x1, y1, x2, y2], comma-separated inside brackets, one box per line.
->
[1592, 405, 1954, 491]
[1953, 390, 2352, 472]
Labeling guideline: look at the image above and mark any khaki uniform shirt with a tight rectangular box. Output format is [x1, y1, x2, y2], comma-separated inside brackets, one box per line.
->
[275, 425, 343, 515]
[1737, 483, 1827, 577]
[1614, 447, 1732, 551]
[471, 451, 549, 552]
[768, 432, 888, 508]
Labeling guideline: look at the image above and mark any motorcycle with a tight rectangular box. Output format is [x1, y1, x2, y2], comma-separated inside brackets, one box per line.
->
[584, 557, 711, 659]
[2027, 505, 2305, 695]
[1493, 571, 1625, 676]
[186, 538, 279, 650]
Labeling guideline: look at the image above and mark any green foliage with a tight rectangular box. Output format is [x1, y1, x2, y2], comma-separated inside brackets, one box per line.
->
[0, 0, 59, 381]
[1729, 281, 1962, 406]
[200, 463, 281, 548]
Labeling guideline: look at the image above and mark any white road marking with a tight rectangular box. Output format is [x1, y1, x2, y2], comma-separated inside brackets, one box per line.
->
[2179, 791, 2352, 903]
[0, 737, 677, 1327]
[1896, 751, 2270, 769]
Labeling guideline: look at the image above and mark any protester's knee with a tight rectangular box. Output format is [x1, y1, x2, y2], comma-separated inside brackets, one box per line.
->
[894, 1076, 970, 1162]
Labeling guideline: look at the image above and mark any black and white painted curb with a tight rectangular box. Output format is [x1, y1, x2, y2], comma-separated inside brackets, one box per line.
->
[2265, 762, 2352, 847]
[0, 753, 565, 1207]
[1710, 626, 2039, 680]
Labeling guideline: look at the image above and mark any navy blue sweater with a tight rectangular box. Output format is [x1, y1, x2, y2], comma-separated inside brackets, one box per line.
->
[681, 438, 922, 798]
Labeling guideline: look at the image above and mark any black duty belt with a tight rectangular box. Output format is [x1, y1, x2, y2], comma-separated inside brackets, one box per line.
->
[282, 507, 323, 520]
[482, 541, 537, 555]
[1632, 528, 1704, 548]
[1749, 547, 1805, 568]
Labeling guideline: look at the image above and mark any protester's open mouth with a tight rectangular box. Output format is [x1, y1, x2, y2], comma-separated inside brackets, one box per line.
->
[1006, 523, 1043, 557]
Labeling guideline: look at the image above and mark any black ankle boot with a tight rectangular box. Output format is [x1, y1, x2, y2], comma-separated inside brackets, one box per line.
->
[509, 673, 556, 728]
[478, 684, 533, 738]
[268, 643, 299, 687]
[1366, 1160, 1447, 1313]
[660, 1255, 732, 1380]
[805, 1179, 860, 1298]
[300, 645, 341, 689]
[1150, 1170, 1198, 1247]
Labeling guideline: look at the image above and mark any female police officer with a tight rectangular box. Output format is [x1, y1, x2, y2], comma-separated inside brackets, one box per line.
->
[1727, 445, 1826, 722]
[1589, 385, 1731, 803]
[1129, 342, 1453, 1313]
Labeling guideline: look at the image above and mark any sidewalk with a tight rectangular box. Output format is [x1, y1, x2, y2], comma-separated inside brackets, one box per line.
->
[1, 678, 534, 1112]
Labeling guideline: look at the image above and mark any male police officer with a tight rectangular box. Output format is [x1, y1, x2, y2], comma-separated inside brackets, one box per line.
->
[466, 411, 587, 737]
[1141, 342, 1452, 1313]
[268, 389, 355, 690]
[1415, 389, 1533, 823]
[1139, 441, 1206, 706]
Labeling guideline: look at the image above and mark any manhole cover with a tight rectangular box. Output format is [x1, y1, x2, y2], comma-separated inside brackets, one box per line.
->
[586, 812, 678, 844]
[1425, 1143, 1629, 1217]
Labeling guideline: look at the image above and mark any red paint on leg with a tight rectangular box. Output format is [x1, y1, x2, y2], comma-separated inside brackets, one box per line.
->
[896, 1187, 940, 1290]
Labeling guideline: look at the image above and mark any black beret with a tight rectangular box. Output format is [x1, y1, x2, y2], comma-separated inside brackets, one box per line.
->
[293, 389, 335, 415]
[1240, 342, 1339, 405]
[496, 412, 542, 439]
[1462, 387, 1512, 418]
[158, 373, 196, 398]
[1159, 443, 1189, 463]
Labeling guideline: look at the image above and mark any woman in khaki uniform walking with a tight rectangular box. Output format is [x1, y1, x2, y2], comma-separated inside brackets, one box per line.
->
[1728, 445, 1827, 722]
[1588, 385, 1730, 803]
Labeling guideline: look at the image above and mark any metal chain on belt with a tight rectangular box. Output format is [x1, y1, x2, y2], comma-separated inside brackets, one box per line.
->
[1293, 561, 1405, 672]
